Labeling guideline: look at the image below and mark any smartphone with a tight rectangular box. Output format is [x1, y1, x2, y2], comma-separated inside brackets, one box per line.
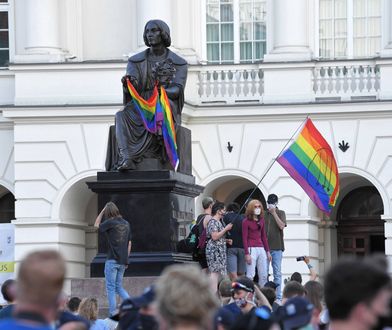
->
[296, 256, 305, 261]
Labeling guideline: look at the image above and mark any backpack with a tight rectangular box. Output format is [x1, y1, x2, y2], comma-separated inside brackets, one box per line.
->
[177, 215, 205, 254]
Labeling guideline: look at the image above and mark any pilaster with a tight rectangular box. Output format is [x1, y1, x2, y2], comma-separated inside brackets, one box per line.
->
[264, 0, 312, 62]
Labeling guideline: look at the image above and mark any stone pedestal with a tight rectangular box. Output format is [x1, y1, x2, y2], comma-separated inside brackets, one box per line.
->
[87, 170, 203, 277]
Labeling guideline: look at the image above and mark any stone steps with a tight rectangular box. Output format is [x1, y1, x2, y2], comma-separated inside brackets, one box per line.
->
[70, 276, 156, 318]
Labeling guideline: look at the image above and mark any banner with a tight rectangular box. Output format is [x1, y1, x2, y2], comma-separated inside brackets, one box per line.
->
[0, 223, 15, 305]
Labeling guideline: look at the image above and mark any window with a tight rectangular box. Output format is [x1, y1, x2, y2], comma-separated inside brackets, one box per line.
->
[0, 0, 9, 67]
[319, 0, 381, 59]
[206, 0, 266, 64]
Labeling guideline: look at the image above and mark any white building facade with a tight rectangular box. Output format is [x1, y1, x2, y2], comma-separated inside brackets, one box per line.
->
[1, 0, 392, 289]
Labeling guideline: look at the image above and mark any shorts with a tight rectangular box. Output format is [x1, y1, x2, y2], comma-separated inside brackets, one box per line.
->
[227, 248, 246, 274]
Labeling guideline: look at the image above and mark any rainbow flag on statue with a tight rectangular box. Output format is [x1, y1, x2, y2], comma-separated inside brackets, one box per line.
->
[277, 118, 339, 214]
[126, 79, 179, 170]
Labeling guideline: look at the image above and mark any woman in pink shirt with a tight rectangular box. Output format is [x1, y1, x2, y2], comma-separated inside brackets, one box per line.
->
[242, 199, 272, 286]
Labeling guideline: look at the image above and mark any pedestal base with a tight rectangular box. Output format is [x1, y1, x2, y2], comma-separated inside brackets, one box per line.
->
[87, 170, 203, 277]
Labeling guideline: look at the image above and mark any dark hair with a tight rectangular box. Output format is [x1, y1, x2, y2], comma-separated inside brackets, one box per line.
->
[211, 202, 225, 216]
[260, 287, 276, 307]
[325, 256, 391, 321]
[231, 307, 276, 330]
[1, 279, 15, 302]
[103, 202, 121, 219]
[283, 281, 306, 299]
[143, 20, 171, 47]
[290, 272, 302, 284]
[267, 194, 278, 204]
[227, 202, 240, 213]
[67, 296, 82, 313]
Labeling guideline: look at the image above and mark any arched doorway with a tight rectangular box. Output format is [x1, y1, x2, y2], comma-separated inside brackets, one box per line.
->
[0, 188, 15, 223]
[337, 186, 384, 256]
[233, 188, 266, 210]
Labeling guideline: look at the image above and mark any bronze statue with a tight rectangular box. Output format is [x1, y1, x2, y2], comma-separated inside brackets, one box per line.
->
[115, 20, 188, 171]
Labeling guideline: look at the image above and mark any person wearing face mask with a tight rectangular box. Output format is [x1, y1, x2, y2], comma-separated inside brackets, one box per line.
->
[242, 199, 271, 287]
[264, 193, 287, 303]
[231, 276, 257, 314]
[206, 202, 233, 292]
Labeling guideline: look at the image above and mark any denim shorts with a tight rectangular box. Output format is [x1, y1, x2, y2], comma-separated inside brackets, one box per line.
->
[227, 247, 246, 274]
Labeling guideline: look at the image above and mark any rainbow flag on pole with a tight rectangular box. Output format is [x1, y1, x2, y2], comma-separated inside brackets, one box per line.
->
[126, 79, 179, 170]
[277, 118, 339, 214]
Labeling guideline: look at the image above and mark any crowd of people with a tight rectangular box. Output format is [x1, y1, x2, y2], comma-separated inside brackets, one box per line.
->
[0, 250, 391, 330]
[192, 194, 286, 301]
[0, 196, 392, 330]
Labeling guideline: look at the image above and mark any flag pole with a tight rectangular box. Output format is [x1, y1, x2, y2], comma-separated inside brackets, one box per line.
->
[237, 115, 310, 215]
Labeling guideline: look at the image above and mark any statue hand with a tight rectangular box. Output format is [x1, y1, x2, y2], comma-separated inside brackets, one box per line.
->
[121, 75, 136, 87]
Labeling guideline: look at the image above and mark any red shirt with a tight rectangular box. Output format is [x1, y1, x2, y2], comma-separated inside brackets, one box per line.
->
[242, 217, 270, 255]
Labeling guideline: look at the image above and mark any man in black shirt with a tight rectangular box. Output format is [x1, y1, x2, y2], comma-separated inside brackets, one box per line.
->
[95, 202, 132, 317]
[223, 202, 245, 281]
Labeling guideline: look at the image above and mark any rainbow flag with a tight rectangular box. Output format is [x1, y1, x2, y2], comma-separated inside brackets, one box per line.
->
[159, 87, 179, 171]
[127, 79, 159, 133]
[277, 118, 339, 214]
[126, 79, 179, 170]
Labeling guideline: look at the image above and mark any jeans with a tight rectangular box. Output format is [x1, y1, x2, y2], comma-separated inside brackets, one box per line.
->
[245, 247, 268, 287]
[268, 250, 283, 300]
[104, 259, 130, 316]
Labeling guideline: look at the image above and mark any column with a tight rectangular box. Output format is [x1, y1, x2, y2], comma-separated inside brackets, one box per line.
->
[264, 0, 312, 62]
[23, 0, 64, 62]
[380, 0, 392, 57]
[262, 0, 314, 102]
[136, 0, 173, 49]
[382, 216, 392, 273]
[378, 0, 392, 100]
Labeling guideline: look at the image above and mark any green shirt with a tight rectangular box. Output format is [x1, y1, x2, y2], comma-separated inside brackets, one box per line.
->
[264, 208, 286, 251]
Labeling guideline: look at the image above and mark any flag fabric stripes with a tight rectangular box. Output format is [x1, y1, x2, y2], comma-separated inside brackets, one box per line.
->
[127, 79, 159, 133]
[277, 118, 339, 214]
[159, 87, 179, 171]
[126, 79, 179, 170]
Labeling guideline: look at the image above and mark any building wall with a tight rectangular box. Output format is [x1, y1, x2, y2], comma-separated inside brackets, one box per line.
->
[1, 0, 392, 285]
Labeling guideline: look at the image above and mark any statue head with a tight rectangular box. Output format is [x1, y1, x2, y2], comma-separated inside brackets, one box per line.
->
[143, 19, 171, 48]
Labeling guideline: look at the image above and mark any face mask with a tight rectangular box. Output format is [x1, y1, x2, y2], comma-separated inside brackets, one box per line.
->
[140, 314, 158, 330]
[254, 208, 261, 215]
[235, 297, 247, 309]
[235, 293, 254, 309]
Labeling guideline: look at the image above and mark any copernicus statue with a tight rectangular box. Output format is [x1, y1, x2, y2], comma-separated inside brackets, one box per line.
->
[114, 19, 188, 171]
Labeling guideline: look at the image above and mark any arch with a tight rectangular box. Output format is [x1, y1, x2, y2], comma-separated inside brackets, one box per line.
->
[330, 167, 390, 219]
[199, 169, 268, 198]
[0, 180, 14, 196]
[51, 170, 99, 223]
[336, 186, 384, 256]
[196, 169, 268, 214]
[0, 185, 15, 224]
[51, 170, 99, 277]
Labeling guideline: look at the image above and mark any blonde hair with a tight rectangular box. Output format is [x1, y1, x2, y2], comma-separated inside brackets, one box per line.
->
[17, 250, 65, 308]
[156, 264, 219, 328]
[78, 297, 98, 321]
[245, 199, 264, 219]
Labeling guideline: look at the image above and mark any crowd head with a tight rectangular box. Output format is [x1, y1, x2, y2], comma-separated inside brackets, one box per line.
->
[155, 264, 219, 329]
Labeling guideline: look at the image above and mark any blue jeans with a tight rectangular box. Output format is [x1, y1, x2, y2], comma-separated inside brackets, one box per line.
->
[268, 250, 283, 300]
[104, 259, 130, 316]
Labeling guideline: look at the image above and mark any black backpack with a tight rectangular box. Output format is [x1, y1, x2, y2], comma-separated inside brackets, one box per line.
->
[177, 215, 205, 254]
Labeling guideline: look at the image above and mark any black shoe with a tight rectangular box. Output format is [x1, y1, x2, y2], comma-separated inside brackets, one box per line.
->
[118, 159, 137, 171]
